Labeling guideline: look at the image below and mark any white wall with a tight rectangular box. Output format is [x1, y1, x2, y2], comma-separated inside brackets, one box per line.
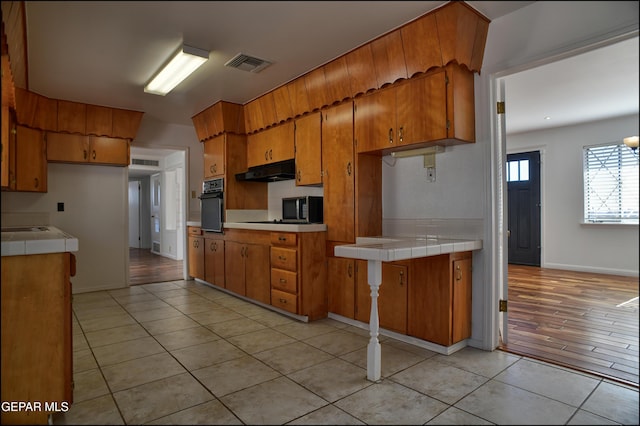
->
[1, 163, 128, 293]
[507, 114, 638, 276]
[382, 143, 486, 219]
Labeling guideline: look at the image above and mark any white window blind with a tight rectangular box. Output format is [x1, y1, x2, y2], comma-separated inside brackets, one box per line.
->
[584, 143, 639, 223]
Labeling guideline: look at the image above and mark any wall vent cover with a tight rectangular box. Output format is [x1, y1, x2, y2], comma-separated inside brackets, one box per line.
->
[224, 53, 272, 73]
[131, 159, 160, 166]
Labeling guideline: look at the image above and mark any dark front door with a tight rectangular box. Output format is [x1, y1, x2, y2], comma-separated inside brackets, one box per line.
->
[507, 151, 541, 266]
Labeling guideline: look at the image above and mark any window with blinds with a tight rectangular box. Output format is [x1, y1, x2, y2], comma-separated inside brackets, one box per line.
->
[584, 143, 639, 223]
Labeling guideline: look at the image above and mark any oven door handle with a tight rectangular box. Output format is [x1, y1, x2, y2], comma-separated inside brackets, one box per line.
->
[199, 192, 223, 200]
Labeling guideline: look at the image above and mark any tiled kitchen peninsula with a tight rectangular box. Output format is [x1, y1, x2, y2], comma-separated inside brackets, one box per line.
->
[334, 219, 483, 381]
[1, 225, 79, 425]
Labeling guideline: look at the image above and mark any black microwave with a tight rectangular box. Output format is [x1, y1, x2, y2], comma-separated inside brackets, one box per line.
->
[282, 196, 323, 223]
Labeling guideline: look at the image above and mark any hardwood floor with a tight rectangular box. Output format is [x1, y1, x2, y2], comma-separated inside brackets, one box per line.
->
[129, 248, 184, 286]
[501, 264, 639, 387]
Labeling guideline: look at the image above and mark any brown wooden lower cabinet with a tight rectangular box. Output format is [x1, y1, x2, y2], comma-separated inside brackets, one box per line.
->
[327, 256, 356, 319]
[1, 252, 75, 425]
[355, 260, 408, 334]
[187, 231, 205, 281]
[407, 252, 473, 346]
[270, 231, 327, 320]
[331, 251, 472, 346]
[224, 230, 271, 304]
[204, 233, 225, 288]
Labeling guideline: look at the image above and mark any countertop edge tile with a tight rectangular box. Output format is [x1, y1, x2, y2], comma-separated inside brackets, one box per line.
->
[333, 236, 482, 261]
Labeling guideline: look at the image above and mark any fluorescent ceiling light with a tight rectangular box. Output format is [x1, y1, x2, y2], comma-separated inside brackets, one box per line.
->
[144, 44, 209, 96]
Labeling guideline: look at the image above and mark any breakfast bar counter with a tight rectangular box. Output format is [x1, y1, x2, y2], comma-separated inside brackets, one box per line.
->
[335, 236, 483, 381]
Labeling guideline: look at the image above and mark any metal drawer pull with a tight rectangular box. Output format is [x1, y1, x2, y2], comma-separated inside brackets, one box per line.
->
[456, 265, 462, 281]
[279, 236, 287, 241]
[279, 298, 287, 304]
[278, 255, 286, 261]
[279, 278, 287, 283]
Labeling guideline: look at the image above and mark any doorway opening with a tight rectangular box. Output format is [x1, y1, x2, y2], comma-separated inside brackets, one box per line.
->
[128, 147, 187, 285]
[494, 35, 639, 387]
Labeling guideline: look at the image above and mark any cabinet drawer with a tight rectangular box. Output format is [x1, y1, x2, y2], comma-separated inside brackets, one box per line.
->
[271, 289, 298, 314]
[270, 247, 297, 272]
[188, 226, 202, 236]
[271, 232, 297, 246]
[271, 268, 297, 294]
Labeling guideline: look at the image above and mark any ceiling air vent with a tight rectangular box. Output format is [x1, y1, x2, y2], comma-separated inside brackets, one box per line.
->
[224, 53, 272, 73]
[131, 159, 160, 166]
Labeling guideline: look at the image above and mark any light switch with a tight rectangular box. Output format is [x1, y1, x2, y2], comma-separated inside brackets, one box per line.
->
[191, 190, 196, 199]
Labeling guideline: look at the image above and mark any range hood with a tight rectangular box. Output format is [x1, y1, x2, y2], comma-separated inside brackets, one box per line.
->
[235, 159, 296, 182]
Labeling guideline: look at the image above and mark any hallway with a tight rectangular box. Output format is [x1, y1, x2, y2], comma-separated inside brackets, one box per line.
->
[129, 248, 183, 286]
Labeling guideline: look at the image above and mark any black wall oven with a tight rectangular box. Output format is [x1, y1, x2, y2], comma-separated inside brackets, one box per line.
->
[200, 178, 223, 232]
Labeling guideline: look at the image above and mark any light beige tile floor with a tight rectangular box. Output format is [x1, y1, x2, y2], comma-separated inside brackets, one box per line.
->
[53, 279, 639, 425]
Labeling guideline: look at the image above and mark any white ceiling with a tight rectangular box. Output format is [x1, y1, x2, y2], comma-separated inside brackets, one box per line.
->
[21, 1, 637, 138]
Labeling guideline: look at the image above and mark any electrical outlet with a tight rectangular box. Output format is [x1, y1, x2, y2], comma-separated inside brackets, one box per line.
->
[57, 202, 64, 212]
[426, 167, 436, 182]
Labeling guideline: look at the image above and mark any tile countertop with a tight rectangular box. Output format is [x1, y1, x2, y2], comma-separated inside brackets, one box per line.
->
[188, 221, 327, 233]
[1, 226, 79, 256]
[334, 236, 482, 262]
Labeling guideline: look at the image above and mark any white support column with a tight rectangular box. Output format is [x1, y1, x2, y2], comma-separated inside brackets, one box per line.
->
[366, 259, 382, 381]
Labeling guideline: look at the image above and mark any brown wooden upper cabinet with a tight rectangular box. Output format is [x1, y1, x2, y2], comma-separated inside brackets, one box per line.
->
[14, 88, 143, 140]
[355, 65, 473, 154]
[246, 121, 294, 168]
[294, 112, 322, 186]
[203, 134, 225, 179]
[14, 125, 47, 192]
[192, 101, 245, 142]
[86, 105, 113, 137]
[46, 132, 130, 166]
[57, 100, 87, 134]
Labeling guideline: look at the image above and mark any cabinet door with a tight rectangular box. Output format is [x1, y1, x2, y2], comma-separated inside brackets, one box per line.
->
[244, 243, 270, 305]
[224, 241, 246, 296]
[89, 136, 129, 165]
[15, 125, 47, 192]
[322, 102, 355, 243]
[204, 237, 225, 288]
[47, 132, 90, 163]
[407, 255, 451, 345]
[327, 257, 355, 319]
[294, 111, 322, 186]
[204, 134, 225, 178]
[268, 121, 295, 164]
[246, 130, 268, 168]
[354, 87, 396, 153]
[396, 70, 448, 146]
[452, 256, 472, 343]
[355, 261, 408, 334]
[187, 236, 205, 281]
